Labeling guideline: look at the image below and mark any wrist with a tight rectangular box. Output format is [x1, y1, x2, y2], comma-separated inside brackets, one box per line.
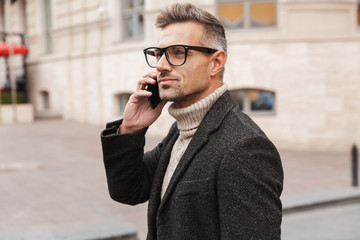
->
[119, 123, 140, 134]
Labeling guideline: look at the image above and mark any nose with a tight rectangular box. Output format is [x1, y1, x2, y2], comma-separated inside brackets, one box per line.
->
[156, 53, 172, 72]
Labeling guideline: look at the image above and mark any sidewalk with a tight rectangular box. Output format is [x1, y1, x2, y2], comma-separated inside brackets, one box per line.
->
[0, 119, 359, 240]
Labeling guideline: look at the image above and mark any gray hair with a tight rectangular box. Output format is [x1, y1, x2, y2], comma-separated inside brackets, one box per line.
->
[156, 3, 227, 56]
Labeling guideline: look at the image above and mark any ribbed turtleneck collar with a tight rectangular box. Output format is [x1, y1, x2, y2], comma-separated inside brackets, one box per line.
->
[168, 85, 227, 138]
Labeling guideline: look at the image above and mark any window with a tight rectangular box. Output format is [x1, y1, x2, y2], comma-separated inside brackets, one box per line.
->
[121, 0, 145, 40]
[44, 0, 52, 53]
[358, 0, 360, 27]
[114, 93, 131, 116]
[230, 88, 275, 114]
[218, 0, 277, 30]
[40, 91, 50, 110]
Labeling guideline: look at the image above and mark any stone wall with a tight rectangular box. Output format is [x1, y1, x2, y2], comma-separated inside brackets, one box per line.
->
[23, 0, 360, 151]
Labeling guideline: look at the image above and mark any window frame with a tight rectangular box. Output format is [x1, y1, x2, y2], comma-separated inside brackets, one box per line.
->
[114, 92, 132, 117]
[357, 0, 360, 28]
[217, 0, 278, 31]
[121, 0, 145, 41]
[43, 0, 53, 54]
[40, 90, 50, 110]
[229, 88, 276, 115]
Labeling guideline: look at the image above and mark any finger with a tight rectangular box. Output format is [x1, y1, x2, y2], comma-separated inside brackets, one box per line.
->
[137, 77, 157, 90]
[132, 89, 152, 100]
[143, 71, 157, 79]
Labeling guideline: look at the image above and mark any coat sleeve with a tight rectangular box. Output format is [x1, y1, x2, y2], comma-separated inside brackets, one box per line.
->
[217, 135, 283, 239]
[101, 120, 175, 205]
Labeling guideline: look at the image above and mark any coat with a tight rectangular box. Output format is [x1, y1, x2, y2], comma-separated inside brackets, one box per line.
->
[101, 91, 283, 240]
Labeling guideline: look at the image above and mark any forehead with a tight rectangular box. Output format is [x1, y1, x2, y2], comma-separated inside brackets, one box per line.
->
[157, 22, 205, 47]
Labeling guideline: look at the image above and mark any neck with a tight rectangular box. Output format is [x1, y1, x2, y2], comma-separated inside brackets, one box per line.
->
[169, 84, 227, 138]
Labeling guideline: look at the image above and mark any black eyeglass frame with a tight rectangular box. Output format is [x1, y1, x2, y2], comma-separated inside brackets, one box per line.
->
[143, 44, 218, 68]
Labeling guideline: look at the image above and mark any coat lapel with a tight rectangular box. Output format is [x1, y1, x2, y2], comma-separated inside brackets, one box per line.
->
[147, 126, 179, 239]
[157, 91, 236, 214]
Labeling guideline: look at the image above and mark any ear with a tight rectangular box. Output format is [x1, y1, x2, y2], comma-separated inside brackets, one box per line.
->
[210, 50, 226, 78]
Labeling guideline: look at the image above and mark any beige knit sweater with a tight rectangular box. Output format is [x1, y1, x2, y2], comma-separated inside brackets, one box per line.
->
[161, 84, 227, 198]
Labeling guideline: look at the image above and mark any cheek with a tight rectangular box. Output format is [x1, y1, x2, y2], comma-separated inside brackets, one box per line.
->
[186, 62, 206, 78]
[180, 58, 211, 88]
[190, 63, 210, 83]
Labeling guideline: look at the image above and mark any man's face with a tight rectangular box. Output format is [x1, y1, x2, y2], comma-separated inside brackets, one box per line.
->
[155, 22, 219, 108]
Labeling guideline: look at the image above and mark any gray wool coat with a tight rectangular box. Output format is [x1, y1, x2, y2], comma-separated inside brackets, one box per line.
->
[101, 91, 283, 240]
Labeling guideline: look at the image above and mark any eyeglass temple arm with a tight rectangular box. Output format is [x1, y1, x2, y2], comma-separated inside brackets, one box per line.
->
[187, 46, 218, 54]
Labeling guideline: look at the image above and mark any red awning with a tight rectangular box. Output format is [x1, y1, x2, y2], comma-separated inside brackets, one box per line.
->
[0, 42, 29, 56]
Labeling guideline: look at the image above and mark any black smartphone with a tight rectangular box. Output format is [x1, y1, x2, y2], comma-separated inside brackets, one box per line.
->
[145, 80, 161, 109]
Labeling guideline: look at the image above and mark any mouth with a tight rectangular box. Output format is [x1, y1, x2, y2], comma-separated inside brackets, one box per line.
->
[158, 77, 177, 85]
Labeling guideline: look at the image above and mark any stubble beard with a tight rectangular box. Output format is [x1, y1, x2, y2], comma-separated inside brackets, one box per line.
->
[157, 72, 185, 103]
[159, 84, 185, 103]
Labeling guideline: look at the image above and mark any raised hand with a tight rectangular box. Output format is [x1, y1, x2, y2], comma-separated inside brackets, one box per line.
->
[119, 72, 167, 134]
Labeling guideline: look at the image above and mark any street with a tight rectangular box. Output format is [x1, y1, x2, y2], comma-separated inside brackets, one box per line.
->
[282, 200, 360, 240]
[1, 119, 359, 240]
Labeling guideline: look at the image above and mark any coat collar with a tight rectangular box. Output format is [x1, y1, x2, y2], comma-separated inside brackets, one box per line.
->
[157, 90, 235, 214]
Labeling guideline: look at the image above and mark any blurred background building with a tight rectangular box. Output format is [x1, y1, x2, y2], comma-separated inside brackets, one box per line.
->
[1, 0, 359, 151]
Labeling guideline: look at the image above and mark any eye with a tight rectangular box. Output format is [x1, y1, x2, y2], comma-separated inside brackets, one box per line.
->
[151, 50, 161, 60]
[168, 46, 186, 59]
[174, 47, 186, 55]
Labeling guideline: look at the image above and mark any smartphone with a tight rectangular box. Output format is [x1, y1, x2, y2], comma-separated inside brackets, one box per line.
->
[145, 80, 161, 109]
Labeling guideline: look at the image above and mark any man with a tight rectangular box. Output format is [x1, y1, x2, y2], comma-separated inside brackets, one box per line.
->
[101, 3, 283, 240]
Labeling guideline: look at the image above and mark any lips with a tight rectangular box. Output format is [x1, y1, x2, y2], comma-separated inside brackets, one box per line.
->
[158, 77, 177, 85]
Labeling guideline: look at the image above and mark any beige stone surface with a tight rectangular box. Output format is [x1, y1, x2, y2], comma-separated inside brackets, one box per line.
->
[0, 104, 34, 124]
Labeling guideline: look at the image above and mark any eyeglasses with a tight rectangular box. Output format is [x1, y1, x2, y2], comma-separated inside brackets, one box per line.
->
[143, 44, 218, 68]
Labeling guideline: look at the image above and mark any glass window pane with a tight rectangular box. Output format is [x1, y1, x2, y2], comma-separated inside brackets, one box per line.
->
[219, 3, 244, 29]
[124, 15, 135, 38]
[44, 0, 52, 53]
[115, 93, 131, 116]
[230, 90, 246, 111]
[122, 0, 144, 40]
[41, 91, 50, 110]
[250, 2, 276, 28]
[358, 2, 360, 26]
[119, 94, 130, 115]
[123, 0, 144, 10]
[138, 14, 144, 36]
[250, 90, 274, 111]
[123, 0, 135, 10]
[124, 14, 144, 39]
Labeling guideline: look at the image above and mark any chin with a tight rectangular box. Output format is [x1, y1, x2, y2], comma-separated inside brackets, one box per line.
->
[160, 92, 183, 103]
[160, 85, 185, 102]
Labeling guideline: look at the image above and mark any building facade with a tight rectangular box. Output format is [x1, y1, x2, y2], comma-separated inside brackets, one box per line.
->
[3, 0, 360, 151]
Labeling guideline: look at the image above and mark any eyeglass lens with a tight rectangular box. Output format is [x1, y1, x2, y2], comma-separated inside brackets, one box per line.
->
[145, 46, 187, 68]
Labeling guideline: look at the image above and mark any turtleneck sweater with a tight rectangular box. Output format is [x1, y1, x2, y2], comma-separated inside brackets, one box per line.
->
[161, 84, 227, 198]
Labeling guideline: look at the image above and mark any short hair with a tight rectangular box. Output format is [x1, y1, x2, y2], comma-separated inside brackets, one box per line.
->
[156, 3, 227, 56]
